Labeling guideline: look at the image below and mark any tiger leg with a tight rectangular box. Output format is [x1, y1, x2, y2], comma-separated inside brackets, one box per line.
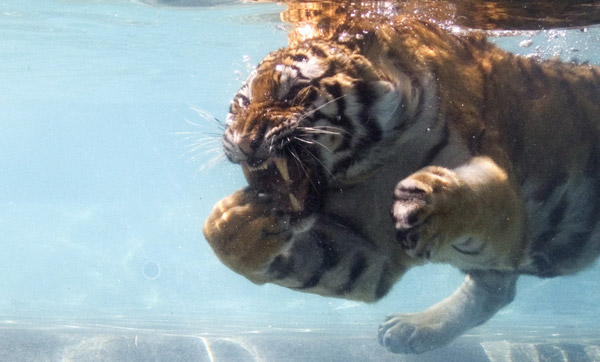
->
[378, 270, 517, 354]
[385, 156, 525, 354]
[391, 156, 525, 265]
[204, 188, 406, 301]
[203, 188, 297, 284]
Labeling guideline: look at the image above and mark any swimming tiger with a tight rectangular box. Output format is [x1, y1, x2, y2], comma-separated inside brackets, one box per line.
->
[202, 7, 600, 354]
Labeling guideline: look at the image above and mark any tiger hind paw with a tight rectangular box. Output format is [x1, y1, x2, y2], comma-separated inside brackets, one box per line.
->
[378, 313, 454, 354]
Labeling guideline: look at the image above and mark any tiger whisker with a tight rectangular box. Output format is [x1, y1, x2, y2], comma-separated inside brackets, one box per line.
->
[294, 137, 315, 144]
[289, 147, 320, 192]
[196, 153, 227, 172]
[297, 127, 343, 136]
[182, 145, 224, 159]
[294, 141, 337, 181]
[183, 136, 222, 145]
[184, 141, 223, 150]
[179, 141, 222, 155]
[172, 107, 228, 171]
[189, 107, 226, 131]
[187, 144, 225, 158]
[187, 143, 222, 153]
[294, 136, 334, 155]
[172, 131, 223, 138]
[171, 133, 223, 149]
[296, 95, 346, 123]
[299, 125, 351, 136]
[311, 125, 347, 130]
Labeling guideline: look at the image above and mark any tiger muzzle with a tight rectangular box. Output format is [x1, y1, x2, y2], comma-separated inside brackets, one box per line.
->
[240, 157, 323, 215]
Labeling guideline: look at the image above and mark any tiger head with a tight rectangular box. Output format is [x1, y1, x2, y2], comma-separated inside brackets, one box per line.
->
[223, 38, 422, 214]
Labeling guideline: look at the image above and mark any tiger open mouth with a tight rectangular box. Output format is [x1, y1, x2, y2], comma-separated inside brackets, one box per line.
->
[240, 157, 318, 213]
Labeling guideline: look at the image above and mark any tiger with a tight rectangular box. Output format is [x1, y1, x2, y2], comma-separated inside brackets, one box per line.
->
[202, 3, 600, 355]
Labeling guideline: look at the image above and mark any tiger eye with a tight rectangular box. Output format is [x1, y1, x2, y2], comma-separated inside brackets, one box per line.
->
[291, 54, 308, 62]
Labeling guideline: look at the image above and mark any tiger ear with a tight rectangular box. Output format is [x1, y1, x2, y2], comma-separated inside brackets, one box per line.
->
[370, 80, 402, 132]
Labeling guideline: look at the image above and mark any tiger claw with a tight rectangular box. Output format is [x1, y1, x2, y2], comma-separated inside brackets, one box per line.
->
[391, 195, 428, 230]
[396, 229, 420, 250]
[391, 176, 438, 259]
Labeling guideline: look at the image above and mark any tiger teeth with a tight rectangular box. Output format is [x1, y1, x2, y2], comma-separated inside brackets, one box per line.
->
[289, 193, 302, 212]
[246, 160, 270, 171]
[274, 158, 291, 184]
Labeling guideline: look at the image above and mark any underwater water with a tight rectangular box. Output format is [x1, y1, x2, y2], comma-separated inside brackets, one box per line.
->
[1, 0, 600, 360]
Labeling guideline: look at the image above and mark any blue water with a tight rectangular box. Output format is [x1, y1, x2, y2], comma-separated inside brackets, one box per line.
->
[1, 0, 600, 360]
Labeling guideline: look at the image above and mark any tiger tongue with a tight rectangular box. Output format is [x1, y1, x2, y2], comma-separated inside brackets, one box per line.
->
[241, 158, 305, 212]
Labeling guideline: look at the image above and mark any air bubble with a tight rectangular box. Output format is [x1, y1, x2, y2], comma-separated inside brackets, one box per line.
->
[519, 39, 533, 48]
[142, 261, 161, 280]
[338, 32, 351, 42]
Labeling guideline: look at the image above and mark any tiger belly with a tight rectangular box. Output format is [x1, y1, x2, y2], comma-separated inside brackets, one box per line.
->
[478, 54, 600, 277]
[521, 168, 600, 277]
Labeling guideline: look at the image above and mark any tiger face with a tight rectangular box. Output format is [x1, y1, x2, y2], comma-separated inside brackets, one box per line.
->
[223, 39, 416, 212]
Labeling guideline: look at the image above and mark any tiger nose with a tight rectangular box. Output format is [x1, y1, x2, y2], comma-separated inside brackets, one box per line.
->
[237, 135, 258, 157]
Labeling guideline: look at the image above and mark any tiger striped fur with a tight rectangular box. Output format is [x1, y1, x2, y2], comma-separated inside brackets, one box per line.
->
[203, 12, 600, 354]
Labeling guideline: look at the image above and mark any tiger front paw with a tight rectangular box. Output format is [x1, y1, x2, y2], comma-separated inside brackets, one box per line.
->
[203, 188, 292, 281]
[391, 166, 464, 259]
[378, 313, 456, 354]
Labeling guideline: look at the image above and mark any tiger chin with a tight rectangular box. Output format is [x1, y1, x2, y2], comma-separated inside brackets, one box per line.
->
[203, 12, 600, 355]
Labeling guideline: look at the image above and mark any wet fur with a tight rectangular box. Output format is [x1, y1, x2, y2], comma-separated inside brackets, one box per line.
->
[204, 15, 600, 354]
